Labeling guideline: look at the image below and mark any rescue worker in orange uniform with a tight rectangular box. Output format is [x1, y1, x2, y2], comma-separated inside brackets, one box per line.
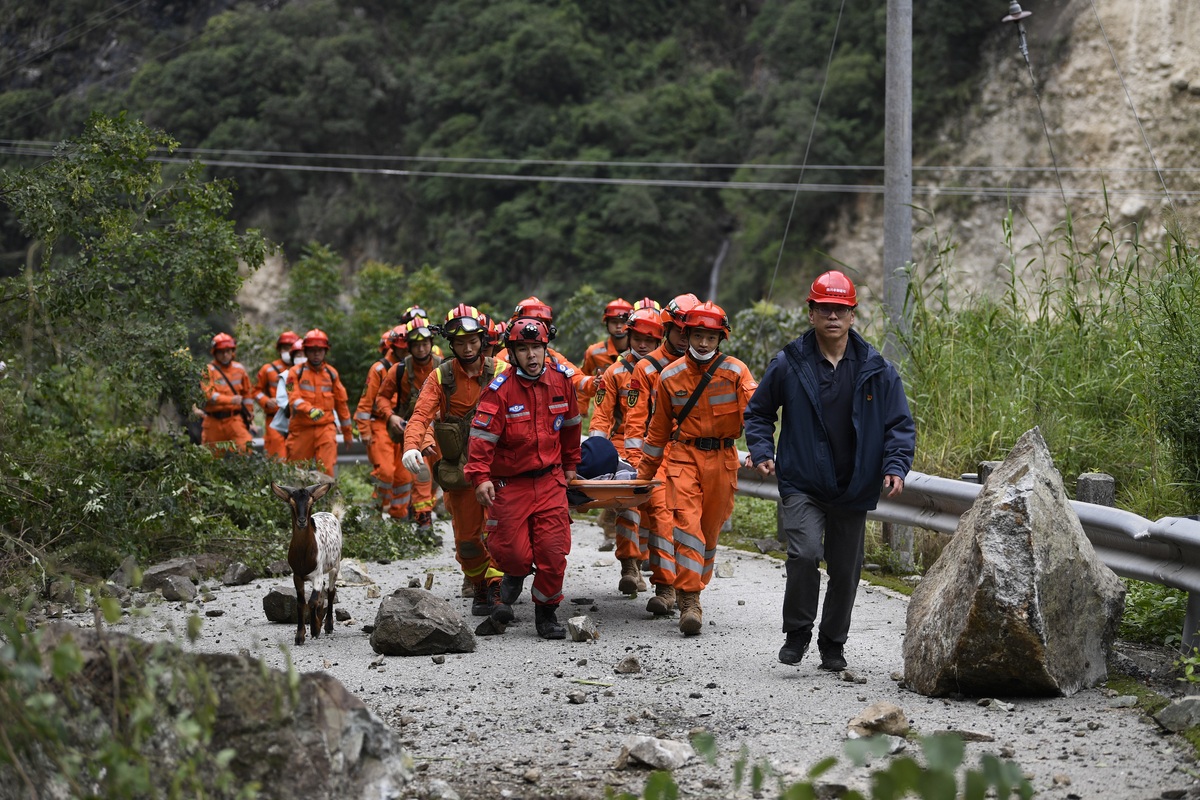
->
[635, 301, 758, 635]
[377, 317, 443, 530]
[622, 293, 700, 615]
[588, 307, 664, 595]
[403, 305, 507, 615]
[254, 330, 299, 460]
[285, 329, 353, 476]
[466, 317, 582, 640]
[579, 297, 634, 413]
[201, 332, 257, 456]
[355, 327, 404, 515]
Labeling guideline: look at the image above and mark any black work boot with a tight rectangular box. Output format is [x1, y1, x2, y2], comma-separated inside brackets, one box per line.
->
[470, 579, 493, 617]
[490, 579, 515, 625]
[499, 574, 525, 606]
[534, 604, 567, 640]
[778, 630, 812, 665]
[817, 634, 847, 671]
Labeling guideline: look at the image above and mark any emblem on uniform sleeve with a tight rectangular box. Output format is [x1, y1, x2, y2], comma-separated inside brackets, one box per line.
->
[626, 389, 640, 408]
[595, 387, 606, 404]
[553, 414, 564, 430]
[473, 411, 493, 428]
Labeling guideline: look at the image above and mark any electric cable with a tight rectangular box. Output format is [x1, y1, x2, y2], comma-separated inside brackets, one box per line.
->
[0, 0, 151, 83]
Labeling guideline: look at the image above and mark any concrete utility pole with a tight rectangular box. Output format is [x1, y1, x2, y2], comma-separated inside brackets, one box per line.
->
[882, 0, 915, 571]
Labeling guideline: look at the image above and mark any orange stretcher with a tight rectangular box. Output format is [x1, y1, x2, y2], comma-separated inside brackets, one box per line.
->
[567, 479, 660, 511]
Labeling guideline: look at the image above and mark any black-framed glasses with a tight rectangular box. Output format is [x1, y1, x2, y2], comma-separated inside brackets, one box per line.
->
[811, 304, 854, 318]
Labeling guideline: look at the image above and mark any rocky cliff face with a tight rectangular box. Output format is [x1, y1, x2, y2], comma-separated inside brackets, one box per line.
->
[827, 0, 1200, 302]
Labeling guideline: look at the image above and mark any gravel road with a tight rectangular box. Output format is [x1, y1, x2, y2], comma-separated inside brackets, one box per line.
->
[104, 515, 1197, 799]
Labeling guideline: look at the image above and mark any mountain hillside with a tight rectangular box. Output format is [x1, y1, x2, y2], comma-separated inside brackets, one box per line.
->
[827, 0, 1200, 301]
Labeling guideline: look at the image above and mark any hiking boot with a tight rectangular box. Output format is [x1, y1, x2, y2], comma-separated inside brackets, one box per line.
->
[645, 584, 676, 616]
[778, 630, 812, 665]
[470, 580, 493, 617]
[618, 558, 641, 594]
[534, 604, 566, 640]
[499, 574, 525, 606]
[461, 576, 475, 598]
[677, 591, 703, 636]
[817, 635, 847, 671]
[415, 510, 433, 533]
[489, 580, 514, 625]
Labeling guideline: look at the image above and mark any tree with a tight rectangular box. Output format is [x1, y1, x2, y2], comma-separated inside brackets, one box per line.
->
[0, 112, 269, 427]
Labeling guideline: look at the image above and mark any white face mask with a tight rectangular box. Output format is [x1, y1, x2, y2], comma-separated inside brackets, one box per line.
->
[689, 346, 717, 362]
[281, 351, 293, 365]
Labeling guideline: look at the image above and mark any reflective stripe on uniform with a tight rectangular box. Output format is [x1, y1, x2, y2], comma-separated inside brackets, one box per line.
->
[470, 428, 500, 443]
[661, 361, 689, 380]
[673, 527, 705, 554]
[710, 392, 737, 405]
[623, 437, 643, 449]
[563, 414, 582, 428]
[642, 443, 664, 458]
[676, 553, 704, 574]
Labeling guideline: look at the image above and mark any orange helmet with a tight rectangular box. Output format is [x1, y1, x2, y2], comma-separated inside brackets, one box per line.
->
[505, 317, 552, 346]
[603, 298, 634, 321]
[276, 330, 299, 350]
[631, 297, 661, 313]
[661, 292, 700, 328]
[442, 303, 487, 338]
[513, 296, 553, 322]
[807, 270, 857, 307]
[682, 301, 730, 338]
[290, 337, 306, 356]
[303, 328, 330, 349]
[378, 329, 393, 353]
[626, 307, 665, 340]
[210, 332, 236, 354]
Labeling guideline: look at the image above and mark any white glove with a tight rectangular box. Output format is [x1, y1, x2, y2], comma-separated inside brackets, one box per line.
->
[402, 449, 425, 474]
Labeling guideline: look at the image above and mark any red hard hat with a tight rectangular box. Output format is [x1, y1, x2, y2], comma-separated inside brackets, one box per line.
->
[400, 305, 428, 325]
[277, 330, 300, 349]
[442, 303, 487, 338]
[513, 296, 553, 322]
[210, 332, 236, 354]
[505, 316, 552, 346]
[603, 298, 634, 321]
[387, 323, 409, 350]
[661, 293, 700, 328]
[807, 270, 857, 307]
[632, 297, 661, 312]
[303, 328, 330, 349]
[682, 301, 731, 337]
[290, 337, 306, 355]
[626, 307, 665, 340]
[404, 318, 434, 341]
[378, 329, 392, 353]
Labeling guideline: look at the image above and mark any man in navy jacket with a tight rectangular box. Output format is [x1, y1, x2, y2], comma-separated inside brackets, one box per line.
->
[744, 270, 915, 670]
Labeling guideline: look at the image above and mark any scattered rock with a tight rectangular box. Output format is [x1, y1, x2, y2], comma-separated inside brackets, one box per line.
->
[335, 607, 351, 622]
[108, 555, 141, 589]
[614, 656, 642, 674]
[222, 562, 256, 586]
[474, 617, 506, 637]
[618, 735, 694, 770]
[205, 609, 224, 618]
[47, 579, 76, 604]
[141, 558, 200, 593]
[523, 767, 541, 783]
[568, 615, 599, 642]
[840, 670, 867, 684]
[431, 654, 446, 665]
[978, 698, 1015, 713]
[338, 559, 374, 586]
[366, 584, 381, 599]
[266, 559, 291, 577]
[407, 577, 421, 588]
[192, 553, 230, 578]
[370, 588, 475, 656]
[160, 575, 197, 603]
[1110, 695, 1138, 708]
[715, 561, 734, 578]
[263, 586, 298, 623]
[847, 701, 909, 738]
[752, 538, 780, 554]
[932, 729, 995, 743]
[904, 428, 1125, 697]
[1154, 697, 1200, 732]
[568, 690, 588, 705]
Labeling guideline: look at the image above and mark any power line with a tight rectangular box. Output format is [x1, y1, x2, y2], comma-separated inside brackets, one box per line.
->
[0, 0, 151, 83]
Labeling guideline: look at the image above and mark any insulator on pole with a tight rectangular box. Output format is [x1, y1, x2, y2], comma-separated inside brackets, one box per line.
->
[1001, 1, 1033, 63]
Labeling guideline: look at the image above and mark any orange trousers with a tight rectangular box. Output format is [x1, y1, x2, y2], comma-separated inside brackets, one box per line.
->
[263, 425, 287, 460]
[366, 419, 395, 513]
[389, 442, 435, 518]
[661, 446, 739, 593]
[287, 422, 337, 476]
[443, 487, 495, 581]
[614, 507, 645, 561]
[642, 480, 676, 586]
[202, 416, 251, 457]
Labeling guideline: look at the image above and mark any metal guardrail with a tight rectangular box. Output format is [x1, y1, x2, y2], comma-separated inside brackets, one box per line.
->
[266, 438, 1200, 647]
[737, 457, 1200, 649]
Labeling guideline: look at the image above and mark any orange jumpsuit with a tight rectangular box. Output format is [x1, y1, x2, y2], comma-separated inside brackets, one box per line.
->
[621, 346, 677, 586]
[376, 354, 441, 519]
[404, 358, 507, 585]
[255, 359, 289, 459]
[579, 337, 622, 415]
[636, 352, 758, 593]
[201, 359, 255, 456]
[285, 362, 352, 476]
[355, 354, 398, 513]
[588, 352, 650, 562]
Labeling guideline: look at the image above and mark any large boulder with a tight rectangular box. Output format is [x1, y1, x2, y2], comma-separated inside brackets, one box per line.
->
[903, 428, 1125, 697]
[264, 586, 299, 623]
[370, 588, 475, 656]
[140, 557, 200, 593]
[6, 626, 412, 799]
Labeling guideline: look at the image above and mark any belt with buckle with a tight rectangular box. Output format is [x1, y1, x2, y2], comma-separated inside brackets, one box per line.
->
[684, 437, 735, 451]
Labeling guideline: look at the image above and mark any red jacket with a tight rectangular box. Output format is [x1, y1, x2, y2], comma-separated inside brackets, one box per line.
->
[465, 363, 582, 485]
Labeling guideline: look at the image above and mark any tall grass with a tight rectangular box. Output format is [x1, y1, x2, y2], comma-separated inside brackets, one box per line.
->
[897, 208, 1199, 520]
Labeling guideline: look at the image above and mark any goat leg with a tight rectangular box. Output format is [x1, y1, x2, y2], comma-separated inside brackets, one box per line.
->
[325, 585, 337, 634]
[293, 574, 306, 646]
[310, 588, 321, 639]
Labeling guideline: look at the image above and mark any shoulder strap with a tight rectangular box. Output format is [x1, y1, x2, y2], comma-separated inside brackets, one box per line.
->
[671, 353, 728, 438]
[210, 361, 252, 427]
[647, 355, 668, 374]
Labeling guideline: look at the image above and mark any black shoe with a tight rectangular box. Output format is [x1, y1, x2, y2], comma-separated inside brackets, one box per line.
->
[534, 604, 566, 640]
[778, 631, 811, 665]
[817, 635, 847, 671]
[499, 574, 525, 606]
[490, 581, 514, 625]
[471, 580, 494, 617]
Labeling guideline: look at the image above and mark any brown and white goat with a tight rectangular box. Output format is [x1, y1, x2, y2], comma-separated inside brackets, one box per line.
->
[271, 482, 342, 645]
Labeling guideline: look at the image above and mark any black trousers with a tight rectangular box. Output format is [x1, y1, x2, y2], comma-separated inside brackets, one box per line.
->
[778, 492, 867, 645]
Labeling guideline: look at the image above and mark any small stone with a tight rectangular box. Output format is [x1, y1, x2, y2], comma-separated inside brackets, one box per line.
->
[1052, 774, 1071, 786]
[568, 616, 599, 642]
[407, 577, 421, 588]
[570, 597, 594, 605]
[334, 607, 351, 622]
[688, 691, 702, 699]
[221, 562, 255, 586]
[366, 584, 381, 599]
[577, 658, 588, 667]
[523, 768, 541, 783]
[205, 609, 224, 617]
[614, 656, 642, 674]
[432, 654, 446, 665]
[715, 562, 734, 578]
[567, 690, 588, 705]
[737, 599, 746, 605]
[1110, 695, 1138, 708]
[890, 671, 904, 682]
